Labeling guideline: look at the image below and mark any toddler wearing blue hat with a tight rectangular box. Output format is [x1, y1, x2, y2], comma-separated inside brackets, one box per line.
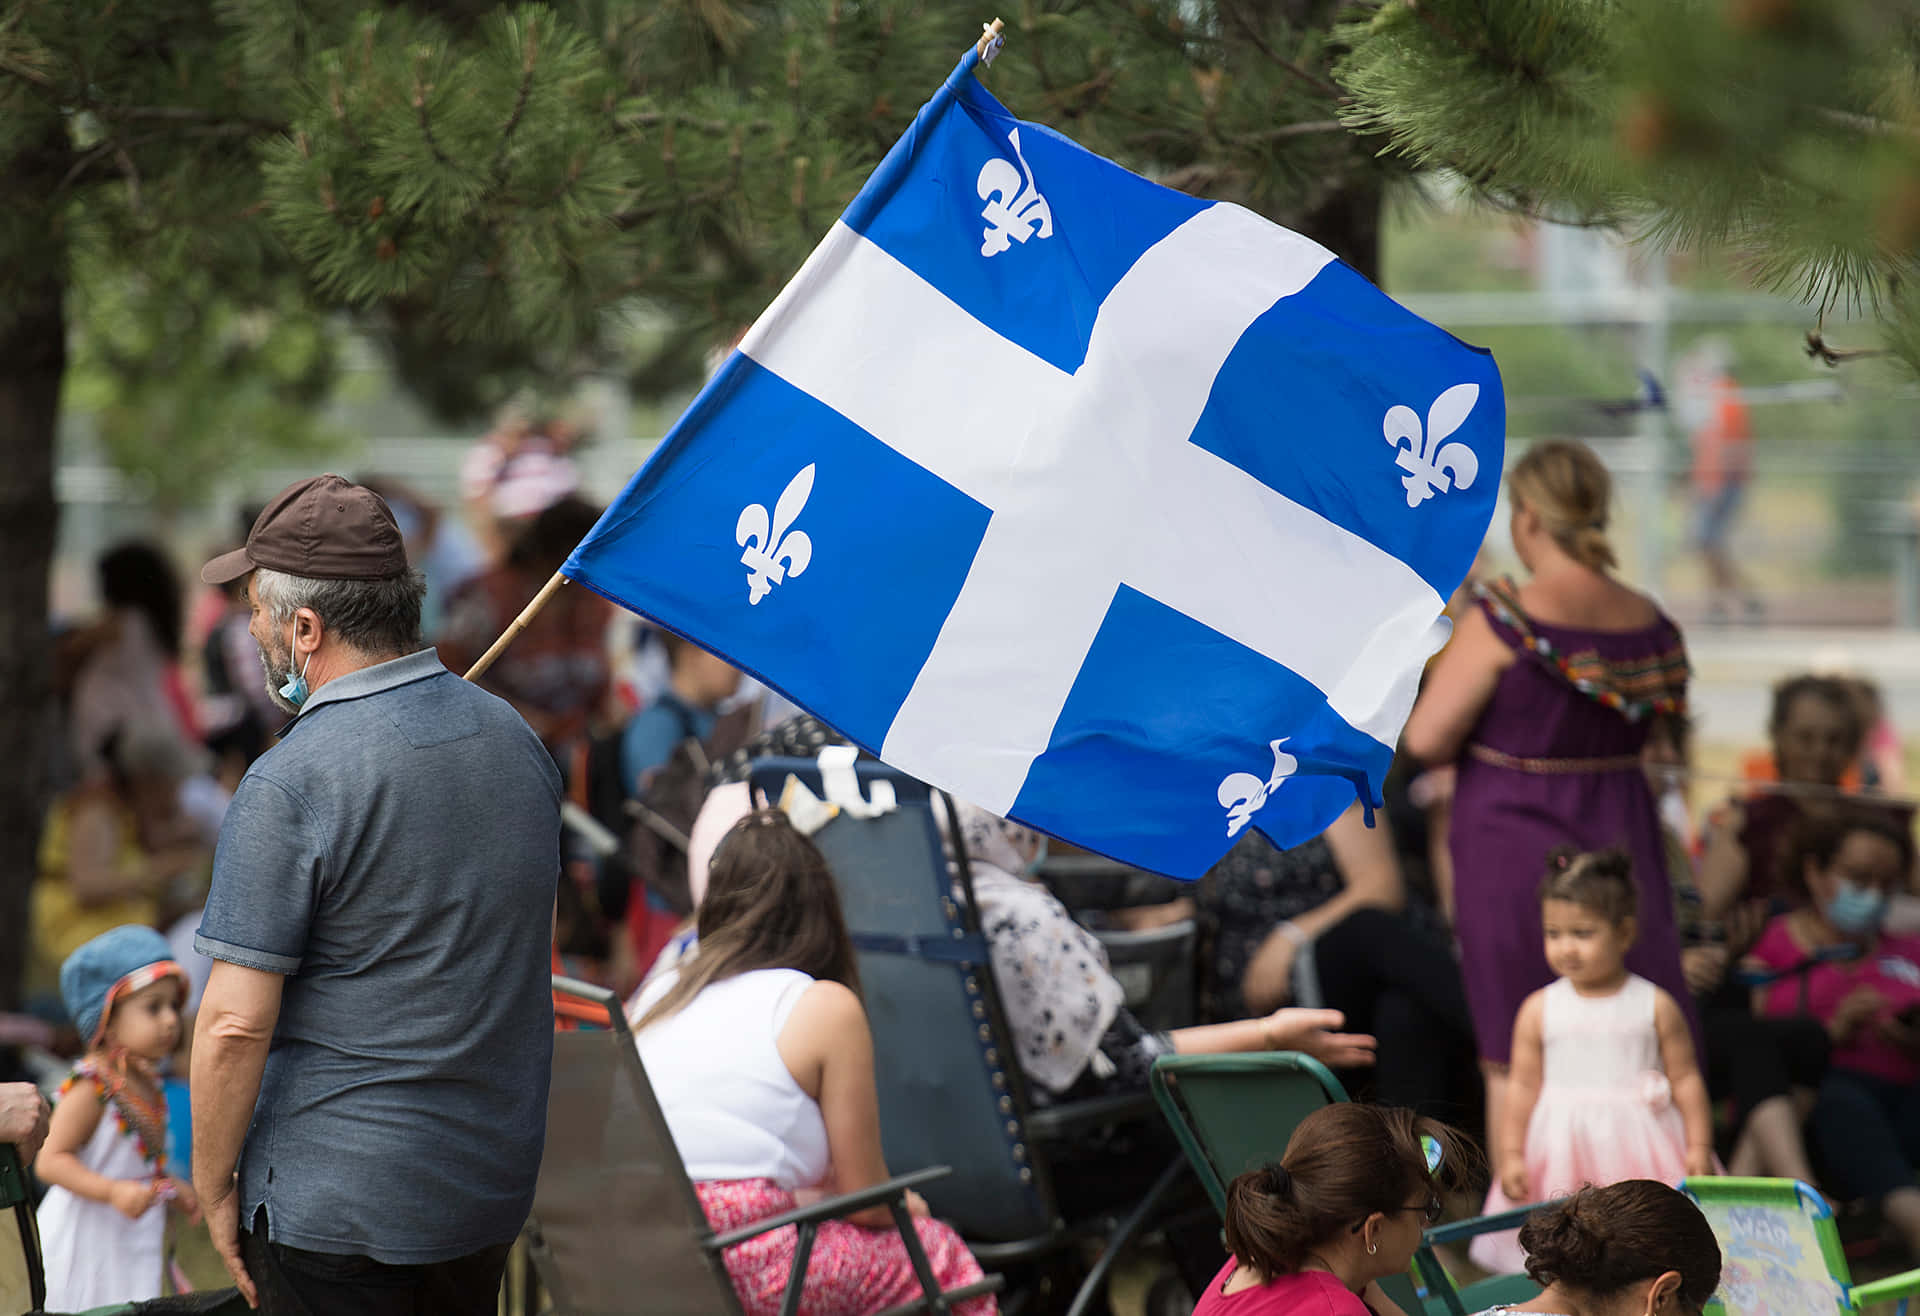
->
[35, 924, 200, 1307]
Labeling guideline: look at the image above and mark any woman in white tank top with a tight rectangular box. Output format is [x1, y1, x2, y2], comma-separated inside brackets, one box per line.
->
[632, 810, 996, 1316]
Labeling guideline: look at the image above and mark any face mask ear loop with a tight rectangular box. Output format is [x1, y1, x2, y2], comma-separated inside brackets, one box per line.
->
[280, 632, 314, 707]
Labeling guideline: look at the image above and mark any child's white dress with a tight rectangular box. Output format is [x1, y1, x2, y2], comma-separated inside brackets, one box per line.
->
[38, 1061, 167, 1308]
[1470, 974, 1694, 1273]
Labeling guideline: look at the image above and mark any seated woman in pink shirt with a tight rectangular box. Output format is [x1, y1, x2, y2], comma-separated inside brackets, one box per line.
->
[1745, 808, 1920, 1253]
[1193, 1104, 1472, 1316]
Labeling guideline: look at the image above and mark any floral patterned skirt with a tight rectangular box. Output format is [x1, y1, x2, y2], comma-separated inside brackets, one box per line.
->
[696, 1178, 996, 1316]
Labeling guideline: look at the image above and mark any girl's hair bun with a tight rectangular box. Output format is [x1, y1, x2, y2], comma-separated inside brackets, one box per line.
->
[1518, 1182, 1721, 1312]
[1519, 1197, 1607, 1286]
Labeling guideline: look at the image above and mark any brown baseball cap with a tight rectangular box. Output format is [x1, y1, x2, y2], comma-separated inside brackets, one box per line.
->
[200, 475, 410, 585]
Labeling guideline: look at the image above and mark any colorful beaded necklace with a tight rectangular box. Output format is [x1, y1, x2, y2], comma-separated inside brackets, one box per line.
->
[1478, 580, 1688, 724]
[62, 1051, 169, 1173]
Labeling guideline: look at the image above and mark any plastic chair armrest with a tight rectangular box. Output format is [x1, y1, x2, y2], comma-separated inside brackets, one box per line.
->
[1025, 1091, 1156, 1141]
[1850, 1267, 1920, 1308]
[1423, 1198, 1565, 1246]
[705, 1166, 953, 1251]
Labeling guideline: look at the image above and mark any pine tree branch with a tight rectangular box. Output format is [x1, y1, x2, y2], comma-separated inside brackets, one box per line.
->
[609, 186, 732, 229]
[103, 106, 285, 132]
[413, 79, 458, 173]
[0, 52, 55, 94]
[329, 71, 364, 154]
[490, 22, 539, 182]
[1814, 106, 1920, 141]
[55, 121, 266, 196]
[1403, 0, 1549, 85]
[621, 111, 782, 135]
[1216, 0, 1348, 103]
[1, 55, 284, 135]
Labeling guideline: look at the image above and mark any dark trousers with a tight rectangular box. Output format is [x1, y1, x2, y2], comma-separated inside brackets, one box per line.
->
[1313, 908, 1480, 1128]
[1699, 1007, 1828, 1116]
[244, 1209, 513, 1315]
[1807, 1069, 1920, 1202]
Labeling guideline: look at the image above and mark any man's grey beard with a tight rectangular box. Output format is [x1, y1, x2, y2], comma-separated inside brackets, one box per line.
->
[259, 642, 300, 716]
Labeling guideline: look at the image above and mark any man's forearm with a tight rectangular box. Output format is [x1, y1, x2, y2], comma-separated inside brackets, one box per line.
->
[191, 1019, 270, 1195]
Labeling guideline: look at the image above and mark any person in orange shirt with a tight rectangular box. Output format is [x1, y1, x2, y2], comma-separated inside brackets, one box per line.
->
[1684, 342, 1760, 622]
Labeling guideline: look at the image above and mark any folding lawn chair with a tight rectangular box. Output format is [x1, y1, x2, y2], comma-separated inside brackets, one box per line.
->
[1150, 1051, 1551, 1316]
[0, 1145, 249, 1316]
[1682, 1176, 1920, 1315]
[748, 757, 1206, 1316]
[526, 976, 996, 1316]
[1093, 921, 1197, 1036]
[0, 1147, 38, 1316]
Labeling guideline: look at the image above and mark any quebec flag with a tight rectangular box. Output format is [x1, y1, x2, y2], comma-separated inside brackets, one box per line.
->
[565, 48, 1503, 879]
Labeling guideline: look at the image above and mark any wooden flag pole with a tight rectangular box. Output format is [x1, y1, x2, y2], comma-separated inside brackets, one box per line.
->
[463, 569, 568, 683]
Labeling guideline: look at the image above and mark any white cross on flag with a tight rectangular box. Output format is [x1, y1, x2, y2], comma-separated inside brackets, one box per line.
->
[564, 49, 1504, 879]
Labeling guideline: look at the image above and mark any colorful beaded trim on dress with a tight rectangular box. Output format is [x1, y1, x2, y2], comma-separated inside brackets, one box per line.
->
[1478, 580, 1689, 723]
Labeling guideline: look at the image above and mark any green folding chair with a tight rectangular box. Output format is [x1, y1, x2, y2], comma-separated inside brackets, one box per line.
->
[1149, 1052, 1547, 1316]
[1682, 1176, 1920, 1315]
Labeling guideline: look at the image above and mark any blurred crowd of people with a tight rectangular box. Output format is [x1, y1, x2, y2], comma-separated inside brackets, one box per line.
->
[20, 429, 1920, 1313]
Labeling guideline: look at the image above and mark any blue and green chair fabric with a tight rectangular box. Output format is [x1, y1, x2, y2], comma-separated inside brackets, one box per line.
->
[1149, 1051, 1548, 1316]
[1682, 1176, 1920, 1315]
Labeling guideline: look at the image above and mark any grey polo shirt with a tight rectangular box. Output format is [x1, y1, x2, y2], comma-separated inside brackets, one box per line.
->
[197, 649, 562, 1264]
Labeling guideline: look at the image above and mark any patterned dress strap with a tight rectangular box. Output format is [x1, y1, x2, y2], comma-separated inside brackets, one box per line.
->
[1473, 579, 1687, 724]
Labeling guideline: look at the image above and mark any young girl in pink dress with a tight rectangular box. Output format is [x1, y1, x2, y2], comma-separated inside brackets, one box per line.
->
[1472, 849, 1715, 1274]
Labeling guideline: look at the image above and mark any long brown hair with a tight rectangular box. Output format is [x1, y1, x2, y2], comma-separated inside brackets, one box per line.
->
[1520, 1181, 1720, 1313]
[1508, 439, 1617, 572]
[633, 809, 862, 1031]
[1221, 1103, 1477, 1278]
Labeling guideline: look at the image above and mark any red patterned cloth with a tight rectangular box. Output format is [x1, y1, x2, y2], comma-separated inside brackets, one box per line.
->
[696, 1178, 996, 1316]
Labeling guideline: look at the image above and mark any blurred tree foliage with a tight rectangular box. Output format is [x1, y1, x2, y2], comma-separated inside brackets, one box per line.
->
[1337, 0, 1920, 375]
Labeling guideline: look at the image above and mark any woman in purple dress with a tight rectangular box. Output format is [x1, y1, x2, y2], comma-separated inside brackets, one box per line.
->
[1403, 439, 1694, 1172]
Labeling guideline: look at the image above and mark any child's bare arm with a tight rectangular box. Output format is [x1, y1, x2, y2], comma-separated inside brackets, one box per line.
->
[1500, 992, 1546, 1199]
[35, 1080, 157, 1220]
[1655, 988, 1715, 1177]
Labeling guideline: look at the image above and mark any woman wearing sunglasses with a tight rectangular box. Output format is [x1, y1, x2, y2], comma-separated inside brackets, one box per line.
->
[1194, 1104, 1472, 1315]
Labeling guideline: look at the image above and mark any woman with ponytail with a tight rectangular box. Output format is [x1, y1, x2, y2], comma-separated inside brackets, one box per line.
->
[1195, 1104, 1474, 1315]
[1479, 1180, 1721, 1316]
[1404, 439, 1697, 1177]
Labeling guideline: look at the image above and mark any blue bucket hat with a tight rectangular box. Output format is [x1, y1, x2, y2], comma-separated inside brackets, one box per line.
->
[59, 925, 185, 1049]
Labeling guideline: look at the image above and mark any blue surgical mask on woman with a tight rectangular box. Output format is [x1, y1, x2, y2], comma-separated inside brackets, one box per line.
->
[1023, 836, 1049, 879]
[1825, 879, 1888, 936]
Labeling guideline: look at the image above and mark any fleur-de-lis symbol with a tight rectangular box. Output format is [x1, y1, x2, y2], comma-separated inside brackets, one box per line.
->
[1216, 738, 1299, 839]
[976, 127, 1054, 258]
[735, 465, 815, 605]
[1383, 382, 1481, 508]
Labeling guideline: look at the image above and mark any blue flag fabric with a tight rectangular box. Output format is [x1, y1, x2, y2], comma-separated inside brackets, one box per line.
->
[564, 49, 1504, 879]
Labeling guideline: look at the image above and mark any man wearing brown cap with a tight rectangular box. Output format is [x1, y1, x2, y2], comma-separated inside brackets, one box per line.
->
[190, 475, 562, 1312]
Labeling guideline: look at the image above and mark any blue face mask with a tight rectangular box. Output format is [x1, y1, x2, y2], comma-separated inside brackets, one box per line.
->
[279, 647, 313, 709]
[1825, 879, 1887, 936]
[1023, 836, 1049, 879]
